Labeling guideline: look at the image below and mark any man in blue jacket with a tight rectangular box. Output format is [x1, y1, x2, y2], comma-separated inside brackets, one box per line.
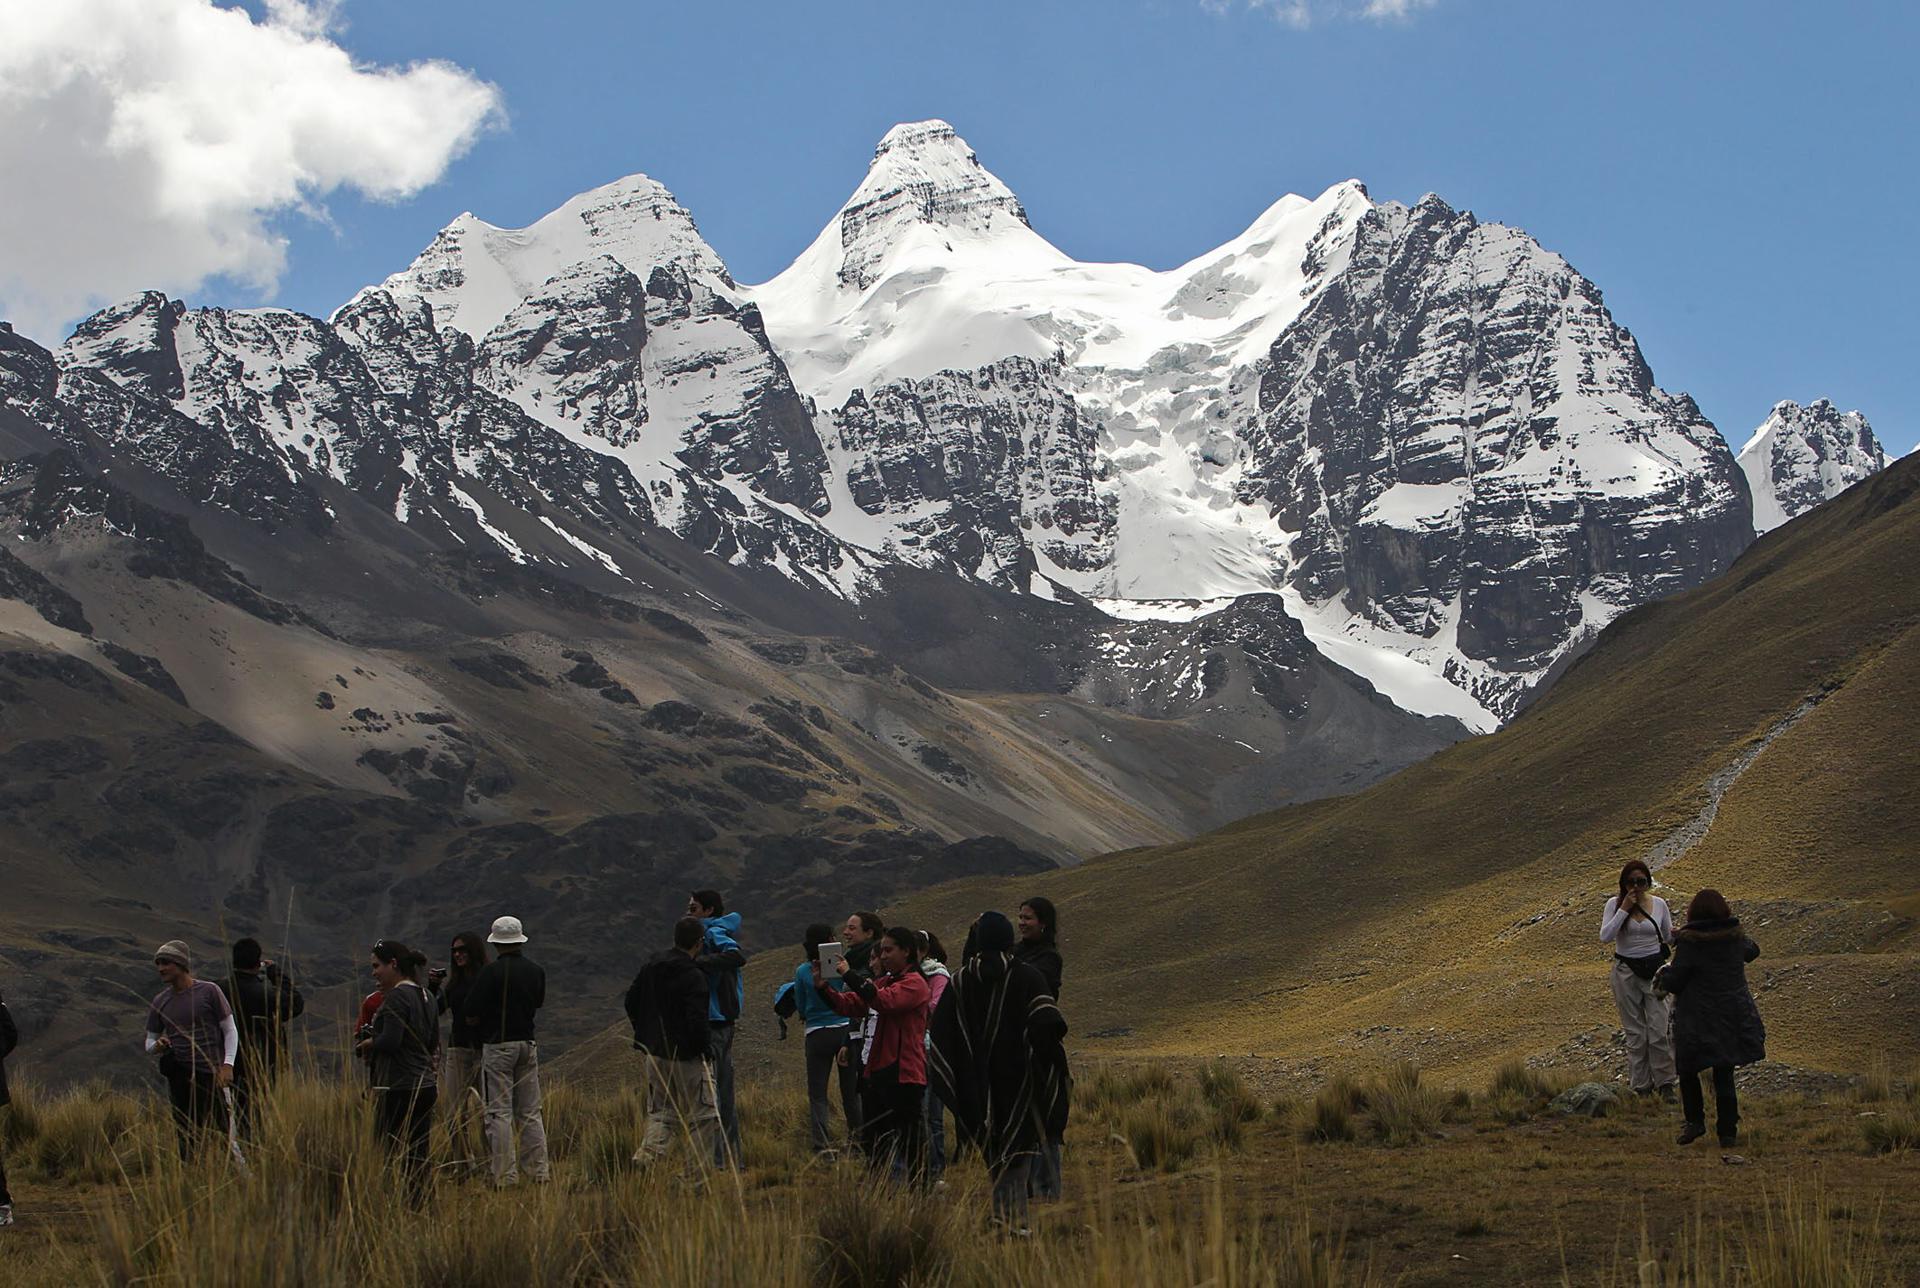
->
[688, 889, 745, 1168]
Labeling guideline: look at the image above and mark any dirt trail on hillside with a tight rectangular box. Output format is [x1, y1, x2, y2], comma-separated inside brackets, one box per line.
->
[1644, 690, 1829, 872]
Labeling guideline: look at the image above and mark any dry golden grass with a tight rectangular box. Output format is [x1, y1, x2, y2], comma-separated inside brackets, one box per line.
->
[3, 1057, 1918, 1286]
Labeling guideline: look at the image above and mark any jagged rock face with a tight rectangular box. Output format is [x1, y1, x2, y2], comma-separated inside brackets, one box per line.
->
[1070, 594, 1319, 720]
[829, 357, 1112, 585]
[1737, 399, 1887, 535]
[834, 120, 1032, 291]
[3, 317, 329, 532]
[475, 254, 651, 449]
[364, 173, 737, 338]
[1238, 196, 1753, 713]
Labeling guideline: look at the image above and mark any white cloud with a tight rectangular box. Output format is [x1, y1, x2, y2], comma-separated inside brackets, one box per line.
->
[0, 0, 503, 341]
[1207, 0, 1437, 26]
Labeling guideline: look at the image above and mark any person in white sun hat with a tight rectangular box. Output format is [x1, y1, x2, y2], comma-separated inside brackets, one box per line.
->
[463, 915, 550, 1186]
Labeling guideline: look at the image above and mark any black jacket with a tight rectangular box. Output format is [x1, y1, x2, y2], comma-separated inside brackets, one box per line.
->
[432, 972, 485, 1050]
[462, 952, 545, 1044]
[0, 991, 17, 1107]
[625, 949, 711, 1061]
[1658, 918, 1766, 1075]
[220, 965, 305, 1076]
[1013, 940, 1064, 999]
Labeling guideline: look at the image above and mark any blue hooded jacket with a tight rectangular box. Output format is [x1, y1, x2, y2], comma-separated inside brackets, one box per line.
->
[699, 912, 746, 1024]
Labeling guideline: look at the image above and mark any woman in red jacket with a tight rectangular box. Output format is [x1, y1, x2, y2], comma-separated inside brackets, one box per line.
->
[817, 925, 931, 1184]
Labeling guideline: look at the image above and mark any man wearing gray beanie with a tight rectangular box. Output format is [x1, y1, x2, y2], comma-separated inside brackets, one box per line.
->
[144, 941, 239, 1159]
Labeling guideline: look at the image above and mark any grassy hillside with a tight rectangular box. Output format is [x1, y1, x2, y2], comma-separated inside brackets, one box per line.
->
[896, 454, 1920, 1081]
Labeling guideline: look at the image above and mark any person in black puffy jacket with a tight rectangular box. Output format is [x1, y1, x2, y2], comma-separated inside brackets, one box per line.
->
[1656, 889, 1766, 1148]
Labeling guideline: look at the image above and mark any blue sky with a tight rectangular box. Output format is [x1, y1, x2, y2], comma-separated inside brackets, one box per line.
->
[14, 0, 1919, 452]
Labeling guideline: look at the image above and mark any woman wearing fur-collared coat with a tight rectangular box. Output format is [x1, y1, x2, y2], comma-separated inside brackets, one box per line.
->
[1655, 889, 1766, 1148]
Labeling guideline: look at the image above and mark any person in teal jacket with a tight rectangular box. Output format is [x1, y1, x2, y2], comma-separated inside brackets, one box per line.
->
[792, 922, 859, 1154]
[689, 890, 745, 1167]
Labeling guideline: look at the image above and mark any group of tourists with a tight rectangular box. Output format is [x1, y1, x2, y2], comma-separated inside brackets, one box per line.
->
[1601, 860, 1768, 1145]
[626, 893, 1071, 1228]
[0, 865, 1779, 1234]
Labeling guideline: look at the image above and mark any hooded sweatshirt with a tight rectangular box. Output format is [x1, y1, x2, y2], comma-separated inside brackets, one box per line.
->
[699, 912, 746, 1025]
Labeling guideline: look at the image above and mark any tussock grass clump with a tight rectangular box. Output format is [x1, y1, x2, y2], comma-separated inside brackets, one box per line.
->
[1856, 1053, 1894, 1103]
[1489, 1057, 1554, 1101]
[1860, 1110, 1920, 1154]
[1303, 1085, 1357, 1144]
[1365, 1062, 1449, 1147]
[1198, 1062, 1264, 1148]
[1121, 1101, 1204, 1172]
[4, 1079, 164, 1183]
[810, 1187, 953, 1288]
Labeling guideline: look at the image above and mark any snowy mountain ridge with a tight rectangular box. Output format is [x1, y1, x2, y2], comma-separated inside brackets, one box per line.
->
[1736, 399, 1886, 535]
[11, 119, 1879, 741]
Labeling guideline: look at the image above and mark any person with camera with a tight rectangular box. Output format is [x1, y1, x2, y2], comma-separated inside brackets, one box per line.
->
[356, 940, 440, 1192]
[1600, 860, 1677, 1099]
[625, 916, 721, 1174]
[1, 983, 18, 1228]
[428, 930, 489, 1177]
[220, 936, 304, 1136]
[143, 940, 239, 1159]
[1655, 889, 1766, 1147]
[815, 924, 932, 1184]
[465, 915, 550, 1187]
[688, 889, 746, 1169]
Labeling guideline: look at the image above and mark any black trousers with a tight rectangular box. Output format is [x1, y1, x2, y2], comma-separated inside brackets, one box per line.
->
[1, 1136, 12, 1206]
[859, 1067, 926, 1186]
[161, 1060, 227, 1160]
[1680, 1065, 1739, 1136]
[376, 1084, 439, 1193]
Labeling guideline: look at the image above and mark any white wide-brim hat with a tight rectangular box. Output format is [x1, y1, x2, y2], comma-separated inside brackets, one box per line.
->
[487, 915, 528, 945]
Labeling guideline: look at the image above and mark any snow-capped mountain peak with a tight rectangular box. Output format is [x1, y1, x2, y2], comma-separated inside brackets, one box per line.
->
[349, 171, 737, 340]
[1737, 398, 1887, 534]
[829, 120, 1036, 289]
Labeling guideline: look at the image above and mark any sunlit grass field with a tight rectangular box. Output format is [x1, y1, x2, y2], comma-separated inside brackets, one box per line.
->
[2, 1054, 1917, 1286]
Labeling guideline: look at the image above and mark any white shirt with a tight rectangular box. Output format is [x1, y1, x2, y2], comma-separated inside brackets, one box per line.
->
[1601, 893, 1673, 958]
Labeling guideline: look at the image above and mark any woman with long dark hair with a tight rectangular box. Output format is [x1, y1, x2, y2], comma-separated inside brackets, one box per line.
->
[794, 922, 859, 1154]
[932, 912, 1068, 1232]
[357, 940, 440, 1193]
[430, 930, 489, 1176]
[1656, 890, 1766, 1147]
[1014, 896, 1069, 1199]
[815, 925, 931, 1183]
[1600, 860, 1678, 1098]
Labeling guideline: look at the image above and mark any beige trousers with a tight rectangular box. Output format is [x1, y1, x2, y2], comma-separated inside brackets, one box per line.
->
[1610, 961, 1677, 1092]
[479, 1040, 550, 1186]
[442, 1046, 484, 1172]
[634, 1051, 721, 1173]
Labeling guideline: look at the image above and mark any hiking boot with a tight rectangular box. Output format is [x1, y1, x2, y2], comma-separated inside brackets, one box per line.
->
[1658, 1085, 1678, 1104]
[1676, 1122, 1707, 1145]
[0, 1203, 13, 1228]
[1718, 1133, 1738, 1149]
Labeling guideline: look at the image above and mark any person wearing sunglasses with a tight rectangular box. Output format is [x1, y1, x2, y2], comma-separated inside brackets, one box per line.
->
[1600, 860, 1677, 1099]
[429, 930, 490, 1178]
